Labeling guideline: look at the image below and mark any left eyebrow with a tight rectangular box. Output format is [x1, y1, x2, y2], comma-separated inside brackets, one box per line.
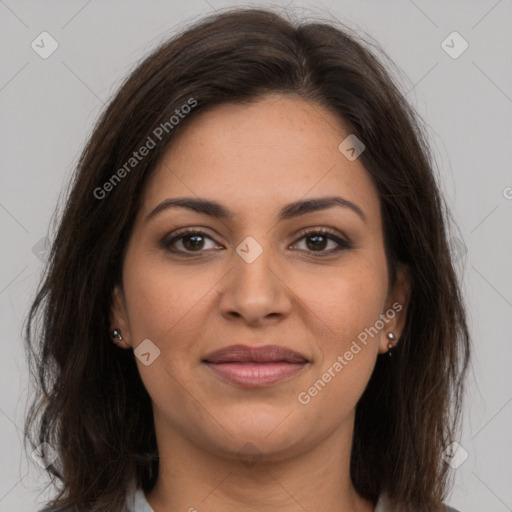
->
[145, 195, 366, 224]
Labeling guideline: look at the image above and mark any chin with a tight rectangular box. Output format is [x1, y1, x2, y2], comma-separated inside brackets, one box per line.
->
[202, 412, 310, 462]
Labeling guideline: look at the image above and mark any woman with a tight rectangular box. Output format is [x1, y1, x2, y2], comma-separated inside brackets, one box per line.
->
[24, 7, 470, 512]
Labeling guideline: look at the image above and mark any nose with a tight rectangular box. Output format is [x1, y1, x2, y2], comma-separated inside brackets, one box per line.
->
[218, 240, 292, 326]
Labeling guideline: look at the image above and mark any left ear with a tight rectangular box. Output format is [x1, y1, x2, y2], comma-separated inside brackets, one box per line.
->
[378, 263, 411, 354]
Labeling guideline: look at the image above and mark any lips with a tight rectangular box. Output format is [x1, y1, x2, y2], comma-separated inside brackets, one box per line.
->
[203, 344, 308, 364]
[203, 344, 309, 388]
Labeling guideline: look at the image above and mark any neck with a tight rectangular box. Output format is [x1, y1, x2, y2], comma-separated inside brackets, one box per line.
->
[145, 409, 376, 512]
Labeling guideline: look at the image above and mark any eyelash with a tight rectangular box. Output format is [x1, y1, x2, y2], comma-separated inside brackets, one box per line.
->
[161, 227, 352, 258]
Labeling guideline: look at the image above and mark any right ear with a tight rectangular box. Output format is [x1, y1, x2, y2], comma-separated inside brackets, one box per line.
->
[109, 284, 131, 349]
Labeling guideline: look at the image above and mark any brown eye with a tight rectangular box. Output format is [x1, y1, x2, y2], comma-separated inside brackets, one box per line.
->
[161, 229, 221, 255]
[291, 228, 352, 256]
[181, 234, 206, 251]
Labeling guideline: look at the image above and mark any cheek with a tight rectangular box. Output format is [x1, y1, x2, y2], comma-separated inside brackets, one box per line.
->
[297, 267, 384, 416]
[122, 251, 215, 342]
[303, 259, 387, 408]
[122, 257, 211, 409]
[303, 258, 387, 346]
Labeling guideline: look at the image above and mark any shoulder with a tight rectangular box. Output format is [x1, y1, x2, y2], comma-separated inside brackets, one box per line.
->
[375, 492, 462, 512]
[37, 508, 79, 512]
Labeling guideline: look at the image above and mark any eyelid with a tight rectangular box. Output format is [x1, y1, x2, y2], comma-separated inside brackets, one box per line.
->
[293, 225, 348, 242]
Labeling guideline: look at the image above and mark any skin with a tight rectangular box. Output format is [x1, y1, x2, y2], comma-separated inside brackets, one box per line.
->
[110, 93, 410, 512]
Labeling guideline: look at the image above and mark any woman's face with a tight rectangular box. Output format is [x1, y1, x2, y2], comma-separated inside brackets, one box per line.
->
[111, 93, 409, 461]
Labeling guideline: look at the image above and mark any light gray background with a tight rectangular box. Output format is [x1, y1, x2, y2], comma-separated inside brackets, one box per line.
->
[1, 1, 511, 511]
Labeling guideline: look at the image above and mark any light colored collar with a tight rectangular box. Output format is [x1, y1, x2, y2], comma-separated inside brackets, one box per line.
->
[124, 480, 155, 512]
[125, 485, 387, 512]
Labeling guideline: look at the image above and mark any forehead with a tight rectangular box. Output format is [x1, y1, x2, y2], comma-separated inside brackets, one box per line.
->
[139, 94, 380, 225]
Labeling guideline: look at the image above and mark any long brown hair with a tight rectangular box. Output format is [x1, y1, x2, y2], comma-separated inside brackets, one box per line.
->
[24, 6, 471, 512]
